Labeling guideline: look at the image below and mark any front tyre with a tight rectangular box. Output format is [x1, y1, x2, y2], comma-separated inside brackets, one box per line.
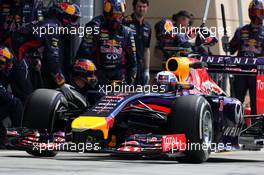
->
[167, 95, 213, 163]
[23, 89, 68, 157]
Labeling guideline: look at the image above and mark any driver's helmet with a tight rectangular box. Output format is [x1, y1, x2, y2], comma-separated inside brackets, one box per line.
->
[249, 0, 264, 25]
[54, 2, 81, 26]
[103, 0, 126, 22]
[73, 59, 97, 86]
[156, 71, 178, 92]
[0, 46, 14, 71]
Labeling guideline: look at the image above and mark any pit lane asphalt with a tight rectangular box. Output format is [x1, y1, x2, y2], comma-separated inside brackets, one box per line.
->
[0, 150, 263, 175]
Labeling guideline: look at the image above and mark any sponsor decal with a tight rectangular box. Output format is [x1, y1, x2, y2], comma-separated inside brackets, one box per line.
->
[100, 47, 122, 55]
[257, 79, 264, 90]
[241, 33, 249, 39]
[91, 95, 124, 113]
[100, 33, 109, 38]
[256, 75, 264, 114]
[219, 99, 224, 112]
[162, 134, 186, 152]
[200, 55, 258, 65]
[202, 80, 222, 95]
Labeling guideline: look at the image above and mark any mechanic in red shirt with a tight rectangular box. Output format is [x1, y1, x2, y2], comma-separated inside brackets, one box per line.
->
[123, 0, 151, 85]
[222, 0, 264, 115]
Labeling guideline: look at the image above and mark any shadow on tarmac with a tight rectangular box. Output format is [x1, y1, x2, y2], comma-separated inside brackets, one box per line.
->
[3, 152, 264, 164]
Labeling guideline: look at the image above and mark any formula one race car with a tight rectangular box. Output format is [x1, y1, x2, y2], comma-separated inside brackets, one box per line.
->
[3, 53, 264, 163]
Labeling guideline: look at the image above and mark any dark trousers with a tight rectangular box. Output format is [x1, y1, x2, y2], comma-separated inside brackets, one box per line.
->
[232, 75, 256, 115]
[0, 97, 23, 127]
[10, 60, 33, 104]
[135, 60, 145, 86]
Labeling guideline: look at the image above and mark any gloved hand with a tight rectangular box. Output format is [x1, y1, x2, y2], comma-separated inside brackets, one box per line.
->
[203, 36, 218, 46]
[221, 35, 230, 53]
[144, 69, 150, 85]
[89, 77, 98, 89]
[32, 59, 42, 72]
[60, 84, 74, 101]
[127, 72, 137, 85]
[187, 28, 197, 39]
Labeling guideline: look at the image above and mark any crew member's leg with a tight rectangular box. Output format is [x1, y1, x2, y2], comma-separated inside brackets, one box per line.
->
[248, 76, 256, 115]
[10, 59, 33, 104]
[0, 98, 23, 127]
[232, 75, 248, 104]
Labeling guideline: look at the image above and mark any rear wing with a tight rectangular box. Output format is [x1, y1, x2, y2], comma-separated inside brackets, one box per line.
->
[199, 55, 264, 75]
[200, 55, 264, 115]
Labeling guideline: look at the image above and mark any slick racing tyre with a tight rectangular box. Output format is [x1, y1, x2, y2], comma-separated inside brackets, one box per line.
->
[167, 95, 213, 163]
[23, 89, 68, 132]
[23, 89, 68, 157]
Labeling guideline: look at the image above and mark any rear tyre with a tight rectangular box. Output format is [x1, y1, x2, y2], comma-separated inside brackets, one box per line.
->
[167, 95, 213, 163]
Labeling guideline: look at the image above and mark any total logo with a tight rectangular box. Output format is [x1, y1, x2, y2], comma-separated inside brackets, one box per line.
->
[257, 80, 264, 90]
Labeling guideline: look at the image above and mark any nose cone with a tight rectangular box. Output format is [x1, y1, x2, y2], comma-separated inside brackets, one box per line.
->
[71, 116, 113, 139]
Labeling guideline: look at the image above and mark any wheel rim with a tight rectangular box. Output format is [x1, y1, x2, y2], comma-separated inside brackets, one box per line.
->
[202, 110, 213, 146]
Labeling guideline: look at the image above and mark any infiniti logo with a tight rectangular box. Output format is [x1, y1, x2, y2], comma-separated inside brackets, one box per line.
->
[106, 54, 118, 60]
